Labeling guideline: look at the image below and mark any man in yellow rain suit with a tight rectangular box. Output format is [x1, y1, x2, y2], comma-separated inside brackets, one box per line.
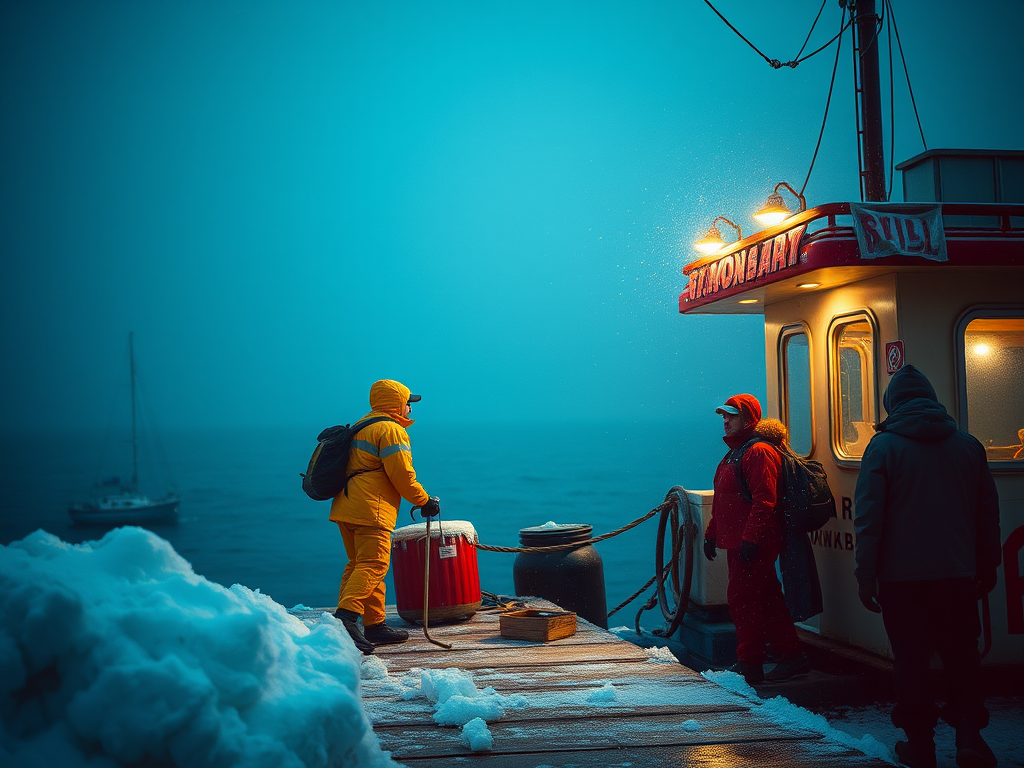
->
[331, 379, 439, 654]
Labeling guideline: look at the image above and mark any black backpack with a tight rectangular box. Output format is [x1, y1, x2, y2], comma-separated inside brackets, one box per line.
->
[731, 437, 837, 533]
[301, 416, 395, 501]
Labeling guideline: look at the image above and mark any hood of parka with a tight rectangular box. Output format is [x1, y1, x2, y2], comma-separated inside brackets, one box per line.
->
[878, 364, 956, 442]
[369, 379, 415, 428]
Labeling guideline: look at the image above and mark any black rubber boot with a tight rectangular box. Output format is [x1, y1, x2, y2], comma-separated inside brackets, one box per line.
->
[895, 729, 937, 768]
[765, 652, 811, 682]
[334, 609, 374, 655]
[364, 622, 410, 646]
[955, 728, 997, 768]
[728, 661, 764, 684]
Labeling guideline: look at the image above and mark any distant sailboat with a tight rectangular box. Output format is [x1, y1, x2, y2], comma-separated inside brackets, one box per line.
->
[69, 334, 180, 526]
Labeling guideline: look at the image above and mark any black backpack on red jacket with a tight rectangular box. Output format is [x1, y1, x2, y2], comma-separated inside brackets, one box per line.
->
[731, 436, 837, 533]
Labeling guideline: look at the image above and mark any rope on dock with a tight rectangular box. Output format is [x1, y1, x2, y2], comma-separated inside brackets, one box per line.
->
[475, 500, 672, 554]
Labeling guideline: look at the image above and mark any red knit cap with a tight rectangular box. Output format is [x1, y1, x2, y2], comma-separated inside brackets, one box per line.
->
[720, 394, 762, 426]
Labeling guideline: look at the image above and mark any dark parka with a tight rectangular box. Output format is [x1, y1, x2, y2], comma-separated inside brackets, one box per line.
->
[853, 365, 1001, 584]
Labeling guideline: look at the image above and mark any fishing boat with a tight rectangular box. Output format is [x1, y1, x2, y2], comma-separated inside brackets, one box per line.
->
[69, 334, 180, 526]
[676, 0, 1023, 669]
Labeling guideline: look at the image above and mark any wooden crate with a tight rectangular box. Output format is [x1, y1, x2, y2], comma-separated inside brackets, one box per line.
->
[499, 609, 577, 642]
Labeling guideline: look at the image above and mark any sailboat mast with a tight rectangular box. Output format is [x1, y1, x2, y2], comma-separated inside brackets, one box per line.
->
[129, 332, 138, 493]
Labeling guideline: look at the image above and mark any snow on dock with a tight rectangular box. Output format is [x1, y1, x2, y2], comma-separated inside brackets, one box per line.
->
[291, 601, 893, 767]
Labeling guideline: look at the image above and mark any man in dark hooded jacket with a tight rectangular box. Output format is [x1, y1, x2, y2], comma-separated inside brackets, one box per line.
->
[855, 365, 1001, 768]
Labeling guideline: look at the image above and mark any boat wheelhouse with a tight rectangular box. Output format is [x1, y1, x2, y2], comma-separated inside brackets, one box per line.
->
[678, 151, 1024, 667]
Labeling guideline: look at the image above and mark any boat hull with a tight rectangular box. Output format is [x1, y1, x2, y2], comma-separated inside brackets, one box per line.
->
[69, 498, 180, 526]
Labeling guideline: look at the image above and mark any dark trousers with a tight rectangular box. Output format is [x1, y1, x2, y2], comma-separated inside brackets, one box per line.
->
[727, 543, 800, 665]
[878, 578, 988, 733]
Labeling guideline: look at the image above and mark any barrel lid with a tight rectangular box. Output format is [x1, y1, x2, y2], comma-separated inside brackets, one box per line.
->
[392, 520, 478, 544]
[518, 523, 593, 546]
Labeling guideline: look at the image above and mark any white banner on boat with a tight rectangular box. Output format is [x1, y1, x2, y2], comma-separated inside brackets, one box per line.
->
[850, 202, 947, 262]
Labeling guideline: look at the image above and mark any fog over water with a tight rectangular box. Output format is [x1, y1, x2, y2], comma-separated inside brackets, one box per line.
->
[2, 0, 1022, 439]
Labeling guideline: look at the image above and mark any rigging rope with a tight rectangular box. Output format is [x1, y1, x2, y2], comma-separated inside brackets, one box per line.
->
[800, 5, 847, 198]
[703, 0, 850, 69]
[886, 0, 896, 200]
[889, 0, 928, 151]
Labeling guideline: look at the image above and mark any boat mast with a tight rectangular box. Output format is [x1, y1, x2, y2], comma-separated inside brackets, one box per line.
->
[853, 0, 886, 201]
[129, 332, 138, 494]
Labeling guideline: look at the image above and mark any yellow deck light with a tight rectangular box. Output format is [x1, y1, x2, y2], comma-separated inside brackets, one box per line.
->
[755, 182, 807, 226]
[695, 217, 742, 255]
[797, 282, 821, 289]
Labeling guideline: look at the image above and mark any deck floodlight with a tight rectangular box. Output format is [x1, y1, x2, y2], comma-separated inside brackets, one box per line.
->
[695, 216, 742, 255]
[755, 182, 807, 226]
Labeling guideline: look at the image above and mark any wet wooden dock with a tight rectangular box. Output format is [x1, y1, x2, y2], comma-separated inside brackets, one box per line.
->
[294, 601, 891, 767]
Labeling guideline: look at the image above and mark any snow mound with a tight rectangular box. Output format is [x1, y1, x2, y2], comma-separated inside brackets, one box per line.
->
[0, 527, 394, 768]
[460, 718, 493, 751]
[702, 670, 894, 764]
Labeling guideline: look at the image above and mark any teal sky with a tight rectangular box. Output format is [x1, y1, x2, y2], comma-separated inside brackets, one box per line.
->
[2, 0, 1022, 431]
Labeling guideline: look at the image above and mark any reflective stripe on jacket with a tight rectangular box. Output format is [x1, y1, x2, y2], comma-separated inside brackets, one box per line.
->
[329, 380, 430, 531]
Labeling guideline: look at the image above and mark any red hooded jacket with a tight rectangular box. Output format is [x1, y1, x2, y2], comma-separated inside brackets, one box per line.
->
[705, 395, 784, 549]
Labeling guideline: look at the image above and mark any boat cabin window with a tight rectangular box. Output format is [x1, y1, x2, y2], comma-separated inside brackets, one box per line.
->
[961, 314, 1024, 463]
[781, 328, 813, 456]
[831, 316, 876, 460]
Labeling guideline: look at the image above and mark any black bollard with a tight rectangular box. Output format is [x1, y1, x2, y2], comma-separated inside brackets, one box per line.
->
[512, 524, 608, 629]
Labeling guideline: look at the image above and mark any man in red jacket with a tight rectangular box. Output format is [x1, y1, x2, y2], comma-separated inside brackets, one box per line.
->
[703, 393, 809, 684]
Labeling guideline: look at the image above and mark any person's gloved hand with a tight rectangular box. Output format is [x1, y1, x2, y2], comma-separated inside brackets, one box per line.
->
[858, 580, 881, 613]
[703, 538, 717, 562]
[974, 568, 997, 599]
[420, 497, 441, 518]
[739, 540, 758, 564]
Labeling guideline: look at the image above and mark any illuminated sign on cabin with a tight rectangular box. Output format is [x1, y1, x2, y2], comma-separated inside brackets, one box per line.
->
[685, 224, 807, 302]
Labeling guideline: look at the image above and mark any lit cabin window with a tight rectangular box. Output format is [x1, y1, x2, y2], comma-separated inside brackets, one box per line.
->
[782, 330, 813, 456]
[832, 317, 876, 459]
[963, 316, 1024, 462]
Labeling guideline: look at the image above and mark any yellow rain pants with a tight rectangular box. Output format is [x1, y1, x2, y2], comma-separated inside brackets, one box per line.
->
[336, 521, 392, 626]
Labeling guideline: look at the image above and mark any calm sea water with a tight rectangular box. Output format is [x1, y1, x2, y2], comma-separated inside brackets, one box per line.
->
[0, 421, 724, 622]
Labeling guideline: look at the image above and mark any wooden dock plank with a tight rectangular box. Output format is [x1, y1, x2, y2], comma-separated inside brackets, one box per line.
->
[293, 603, 889, 767]
[360, 660, 704, 700]
[374, 709, 822, 760]
[373, 641, 649, 672]
[396, 740, 892, 767]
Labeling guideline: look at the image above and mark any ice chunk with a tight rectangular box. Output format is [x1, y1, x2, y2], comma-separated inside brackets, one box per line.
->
[360, 656, 389, 680]
[586, 681, 617, 703]
[434, 694, 505, 726]
[681, 719, 701, 731]
[644, 645, 678, 663]
[420, 668, 479, 704]
[461, 717, 493, 751]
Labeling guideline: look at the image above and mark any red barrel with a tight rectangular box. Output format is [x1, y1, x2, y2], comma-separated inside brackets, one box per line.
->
[392, 520, 482, 624]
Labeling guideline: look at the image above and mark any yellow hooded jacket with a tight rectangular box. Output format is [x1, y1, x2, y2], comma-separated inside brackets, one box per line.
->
[329, 379, 430, 531]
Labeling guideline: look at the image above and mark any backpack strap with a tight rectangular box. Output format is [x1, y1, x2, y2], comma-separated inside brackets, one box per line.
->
[342, 416, 398, 496]
[725, 436, 769, 504]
